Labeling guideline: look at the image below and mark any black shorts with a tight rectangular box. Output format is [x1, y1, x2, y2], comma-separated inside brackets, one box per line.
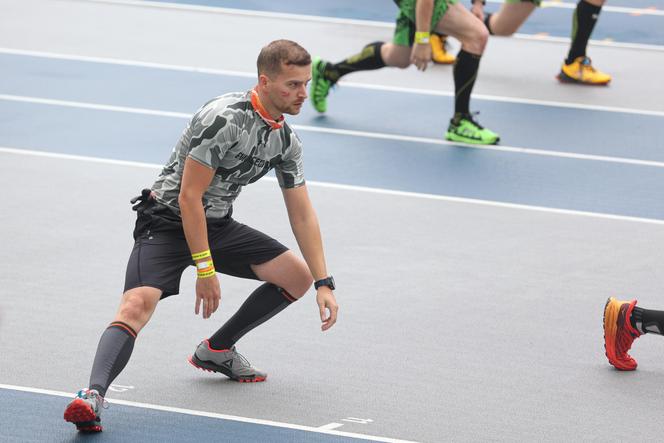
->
[124, 199, 289, 298]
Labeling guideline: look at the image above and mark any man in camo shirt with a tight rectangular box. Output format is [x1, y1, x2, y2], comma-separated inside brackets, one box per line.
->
[64, 40, 338, 433]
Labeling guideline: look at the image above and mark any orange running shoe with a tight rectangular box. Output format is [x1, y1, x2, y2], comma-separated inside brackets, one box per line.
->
[603, 297, 641, 371]
[558, 56, 611, 85]
[430, 34, 456, 65]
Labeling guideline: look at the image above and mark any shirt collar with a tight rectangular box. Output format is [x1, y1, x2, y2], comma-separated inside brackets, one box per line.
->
[251, 88, 284, 130]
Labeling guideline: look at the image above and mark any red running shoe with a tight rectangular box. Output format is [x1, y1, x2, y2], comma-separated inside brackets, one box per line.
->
[63, 388, 105, 432]
[603, 297, 641, 371]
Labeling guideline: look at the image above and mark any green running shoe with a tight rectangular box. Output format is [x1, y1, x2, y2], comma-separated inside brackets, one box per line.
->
[445, 113, 500, 145]
[310, 56, 332, 113]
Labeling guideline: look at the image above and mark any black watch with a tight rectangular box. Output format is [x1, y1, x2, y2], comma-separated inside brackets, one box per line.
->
[314, 276, 335, 290]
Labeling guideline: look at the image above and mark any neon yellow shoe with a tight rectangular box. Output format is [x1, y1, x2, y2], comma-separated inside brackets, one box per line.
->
[310, 56, 332, 113]
[558, 56, 611, 85]
[445, 113, 499, 145]
[430, 34, 456, 65]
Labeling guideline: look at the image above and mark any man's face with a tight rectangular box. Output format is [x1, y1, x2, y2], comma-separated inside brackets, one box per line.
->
[263, 63, 311, 115]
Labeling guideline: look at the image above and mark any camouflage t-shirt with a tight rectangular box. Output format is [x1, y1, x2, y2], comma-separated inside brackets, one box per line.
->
[151, 90, 305, 219]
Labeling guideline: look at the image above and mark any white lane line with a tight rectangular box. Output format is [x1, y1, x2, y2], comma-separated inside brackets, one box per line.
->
[343, 418, 375, 424]
[2, 47, 664, 116]
[73, 0, 664, 52]
[338, 82, 664, 118]
[0, 146, 163, 169]
[0, 94, 191, 118]
[80, 0, 664, 23]
[3, 94, 664, 169]
[0, 47, 256, 79]
[537, 1, 664, 16]
[295, 124, 664, 169]
[0, 384, 416, 443]
[320, 423, 345, 430]
[509, 33, 664, 52]
[2, 146, 664, 226]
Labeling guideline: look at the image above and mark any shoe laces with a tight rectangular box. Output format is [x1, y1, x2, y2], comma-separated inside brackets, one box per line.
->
[579, 57, 597, 73]
[457, 111, 484, 130]
[230, 347, 252, 368]
[80, 389, 109, 409]
[616, 307, 638, 357]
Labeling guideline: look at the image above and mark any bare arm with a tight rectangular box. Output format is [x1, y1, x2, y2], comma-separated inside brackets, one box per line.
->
[412, 0, 434, 70]
[179, 157, 220, 319]
[282, 184, 338, 331]
[415, 0, 434, 33]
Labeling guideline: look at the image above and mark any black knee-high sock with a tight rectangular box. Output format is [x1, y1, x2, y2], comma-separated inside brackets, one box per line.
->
[631, 307, 664, 335]
[566, 0, 601, 64]
[208, 283, 297, 350]
[453, 50, 482, 117]
[88, 322, 137, 397]
[323, 42, 385, 84]
[484, 13, 494, 35]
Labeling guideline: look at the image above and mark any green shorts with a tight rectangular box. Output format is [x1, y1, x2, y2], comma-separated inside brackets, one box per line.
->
[504, 0, 542, 6]
[392, 0, 458, 47]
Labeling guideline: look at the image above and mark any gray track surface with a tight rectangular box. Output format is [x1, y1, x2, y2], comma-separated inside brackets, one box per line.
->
[2, 152, 664, 442]
[2, 1, 664, 442]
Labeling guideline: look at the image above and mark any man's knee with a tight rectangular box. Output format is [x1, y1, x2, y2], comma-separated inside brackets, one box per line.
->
[118, 289, 158, 326]
[462, 24, 488, 54]
[392, 59, 411, 69]
[290, 263, 314, 299]
[475, 24, 489, 48]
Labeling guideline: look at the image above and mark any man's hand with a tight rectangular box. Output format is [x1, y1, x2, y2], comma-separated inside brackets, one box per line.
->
[471, 2, 484, 21]
[317, 287, 338, 331]
[195, 275, 221, 319]
[411, 43, 432, 71]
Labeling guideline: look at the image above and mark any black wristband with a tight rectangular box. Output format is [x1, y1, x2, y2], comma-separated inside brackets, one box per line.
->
[314, 276, 335, 290]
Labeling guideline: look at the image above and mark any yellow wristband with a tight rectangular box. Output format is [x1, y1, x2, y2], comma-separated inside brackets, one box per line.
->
[414, 32, 430, 44]
[196, 259, 215, 278]
[192, 249, 211, 260]
[197, 268, 216, 278]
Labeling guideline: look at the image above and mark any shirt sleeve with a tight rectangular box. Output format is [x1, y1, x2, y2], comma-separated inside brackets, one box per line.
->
[275, 130, 305, 188]
[187, 105, 238, 169]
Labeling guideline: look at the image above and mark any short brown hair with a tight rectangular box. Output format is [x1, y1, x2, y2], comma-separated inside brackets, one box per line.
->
[256, 40, 311, 78]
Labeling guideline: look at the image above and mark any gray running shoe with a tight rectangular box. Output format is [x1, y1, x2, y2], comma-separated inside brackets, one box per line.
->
[188, 340, 267, 382]
[63, 388, 106, 432]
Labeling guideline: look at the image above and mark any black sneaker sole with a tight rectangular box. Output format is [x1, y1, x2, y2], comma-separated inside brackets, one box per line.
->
[64, 399, 103, 432]
[556, 71, 610, 86]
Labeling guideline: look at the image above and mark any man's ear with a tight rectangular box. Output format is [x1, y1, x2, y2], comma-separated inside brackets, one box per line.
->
[258, 73, 270, 89]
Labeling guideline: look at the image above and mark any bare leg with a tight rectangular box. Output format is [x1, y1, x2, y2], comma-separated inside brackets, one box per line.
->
[435, 3, 488, 55]
[251, 250, 312, 299]
[487, 2, 536, 36]
[113, 287, 162, 333]
[380, 43, 413, 69]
